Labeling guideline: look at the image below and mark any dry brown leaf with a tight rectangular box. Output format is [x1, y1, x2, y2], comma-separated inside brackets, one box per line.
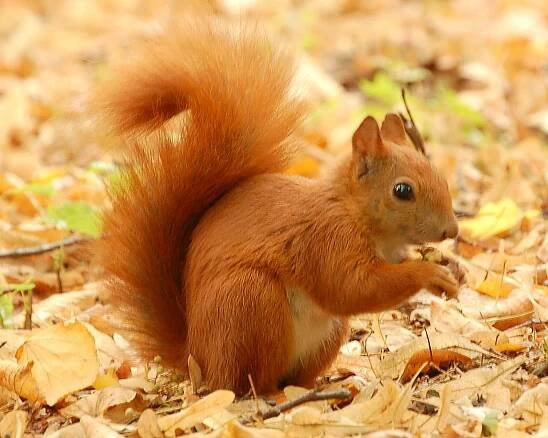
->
[82, 322, 125, 371]
[475, 276, 515, 298]
[374, 333, 492, 380]
[433, 355, 526, 400]
[47, 416, 126, 438]
[326, 380, 399, 424]
[510, 383, 548, 425]
[119, 377, 155, 393]
[80, 415, 125, 438]
[400, 349, 474, 382]
[15, 321, 99, 405]
[207, 421, 285, 437]
[0, 360, 42, 403]
[0, 410, 27, 438]
[0, 330, 29, 360]
[188, 353, 202, 394]
[461, 289, 534, 330]
[137, 409, 163, 438]
[157, 390, 235, 437]
[13, 287, 99, 327]
[493, 343, 527, 353]
[429, 301, 508, 348]
[60, 387, 137, 419]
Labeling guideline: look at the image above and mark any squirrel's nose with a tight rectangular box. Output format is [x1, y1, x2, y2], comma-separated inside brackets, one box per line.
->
[441, 221, 459, 240]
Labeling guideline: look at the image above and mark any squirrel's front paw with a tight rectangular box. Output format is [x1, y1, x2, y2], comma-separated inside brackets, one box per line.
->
[420, 262, 459, 299]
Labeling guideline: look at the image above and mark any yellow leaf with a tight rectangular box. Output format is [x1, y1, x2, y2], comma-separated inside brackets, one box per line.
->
[15, 322, 99, 405]
[137, 409, 163, 438]
[60, 387, 137, 419]
[0, 360, 42, 403]
[157, 390, 235, 437]
[475, 277, 514, 298]
[93, 368, 119, 390]
[493, 343, 527, 353]
[286, 156, 320, 177]
[459, 198, 538, 240]
[0, 410, 27, 438]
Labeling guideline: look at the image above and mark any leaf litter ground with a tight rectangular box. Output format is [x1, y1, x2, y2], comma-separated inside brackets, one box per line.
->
[0, 1, 546, 436]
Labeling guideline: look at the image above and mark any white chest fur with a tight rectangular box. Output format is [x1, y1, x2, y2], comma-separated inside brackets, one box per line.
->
[286, 287, 341, 369]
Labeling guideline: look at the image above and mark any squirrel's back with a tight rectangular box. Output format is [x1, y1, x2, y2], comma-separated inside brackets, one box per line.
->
[95, 18, 305, 366]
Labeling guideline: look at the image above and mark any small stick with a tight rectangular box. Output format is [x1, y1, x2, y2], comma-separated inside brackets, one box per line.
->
[0, 235, 87, 258]
[424, 328, 433, 363]
[247, 374, 258, 401]
[260, 388, 352, 420]
[23, 289, 33, 330]
[399, 89, 426, 155]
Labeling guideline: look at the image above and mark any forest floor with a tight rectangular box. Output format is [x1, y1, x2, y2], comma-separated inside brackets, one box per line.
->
[0, 1, 547, 436]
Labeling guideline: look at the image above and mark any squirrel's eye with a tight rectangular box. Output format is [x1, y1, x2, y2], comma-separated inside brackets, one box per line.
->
[393, 183, 414, 201]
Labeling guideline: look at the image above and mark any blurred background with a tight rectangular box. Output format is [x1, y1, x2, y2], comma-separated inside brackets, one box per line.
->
[0, 0, 546, 289]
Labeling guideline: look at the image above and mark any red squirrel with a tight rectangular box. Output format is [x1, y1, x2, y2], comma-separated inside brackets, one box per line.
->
[95, 18, 459, 395]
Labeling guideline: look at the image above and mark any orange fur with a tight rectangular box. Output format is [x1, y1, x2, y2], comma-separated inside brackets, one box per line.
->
[96, 18, 458, 395]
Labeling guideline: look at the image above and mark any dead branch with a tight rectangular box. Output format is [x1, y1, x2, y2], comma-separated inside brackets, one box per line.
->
[260, 388, 352, 420]
[0, 235, 87, 258]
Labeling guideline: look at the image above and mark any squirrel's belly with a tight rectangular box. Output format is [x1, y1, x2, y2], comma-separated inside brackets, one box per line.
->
[286, 287, 343, 369]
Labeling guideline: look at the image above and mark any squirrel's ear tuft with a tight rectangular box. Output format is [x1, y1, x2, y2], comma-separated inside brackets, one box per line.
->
[352, 116, 385, 157]
[380, 113, 408, 145]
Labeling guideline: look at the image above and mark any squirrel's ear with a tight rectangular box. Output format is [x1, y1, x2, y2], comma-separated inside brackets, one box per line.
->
[352, 116, 385, 157]
[380, 113, 408, 145]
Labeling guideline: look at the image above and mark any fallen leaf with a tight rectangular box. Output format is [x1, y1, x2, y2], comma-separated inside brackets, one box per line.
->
[81, 415, 124, 437]
[13, 287, 99, 327]
[325, 379, 401, 426]
[188, 354, 202, 394]
[459, 198, 537, 240]
[93, 368, 120, 390]
[0, 360, 42, 403]
[429, 301, 508, 348]
[475, 276, 515, 298]
[0, 330, 29, 360]
[15, 321, 99, 405]
[400, 349, 474, 382]
[0, 410, 27, 438]
[493, 343, 527, 353]
[157, 390, 235, 437]
[433, 355, 526, 400]
[461, 289, 534, 330]
[137, 409, 163, 438]
[510, 383, 548, 425]
[60, 386, 137, 419]
[375, 333, 493, 380]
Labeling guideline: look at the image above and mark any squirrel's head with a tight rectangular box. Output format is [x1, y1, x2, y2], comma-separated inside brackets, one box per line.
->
[345, 113, 458, 247]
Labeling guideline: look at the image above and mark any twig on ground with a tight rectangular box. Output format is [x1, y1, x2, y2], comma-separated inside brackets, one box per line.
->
[23, 288, 33, 330]
[260, 388, 352, 420]
[0, 235, 87, 258]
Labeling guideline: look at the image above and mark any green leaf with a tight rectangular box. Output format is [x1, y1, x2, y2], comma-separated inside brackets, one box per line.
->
[0, 293, 14, 328]
[359, 72, 402, 107]
[435, 88, 486, 129]
[44, 201, 102, 238]
[482, 410, 499, 436]
[18, 182, 56, 197]
[5, 279, 36, 293]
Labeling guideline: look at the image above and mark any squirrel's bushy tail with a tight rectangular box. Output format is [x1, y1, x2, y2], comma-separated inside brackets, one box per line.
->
[95, 18, 304, 367]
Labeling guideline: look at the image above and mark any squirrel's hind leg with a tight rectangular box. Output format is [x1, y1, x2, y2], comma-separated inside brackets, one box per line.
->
[186, 269, 293, 396]
[283, 317, 348, 388]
